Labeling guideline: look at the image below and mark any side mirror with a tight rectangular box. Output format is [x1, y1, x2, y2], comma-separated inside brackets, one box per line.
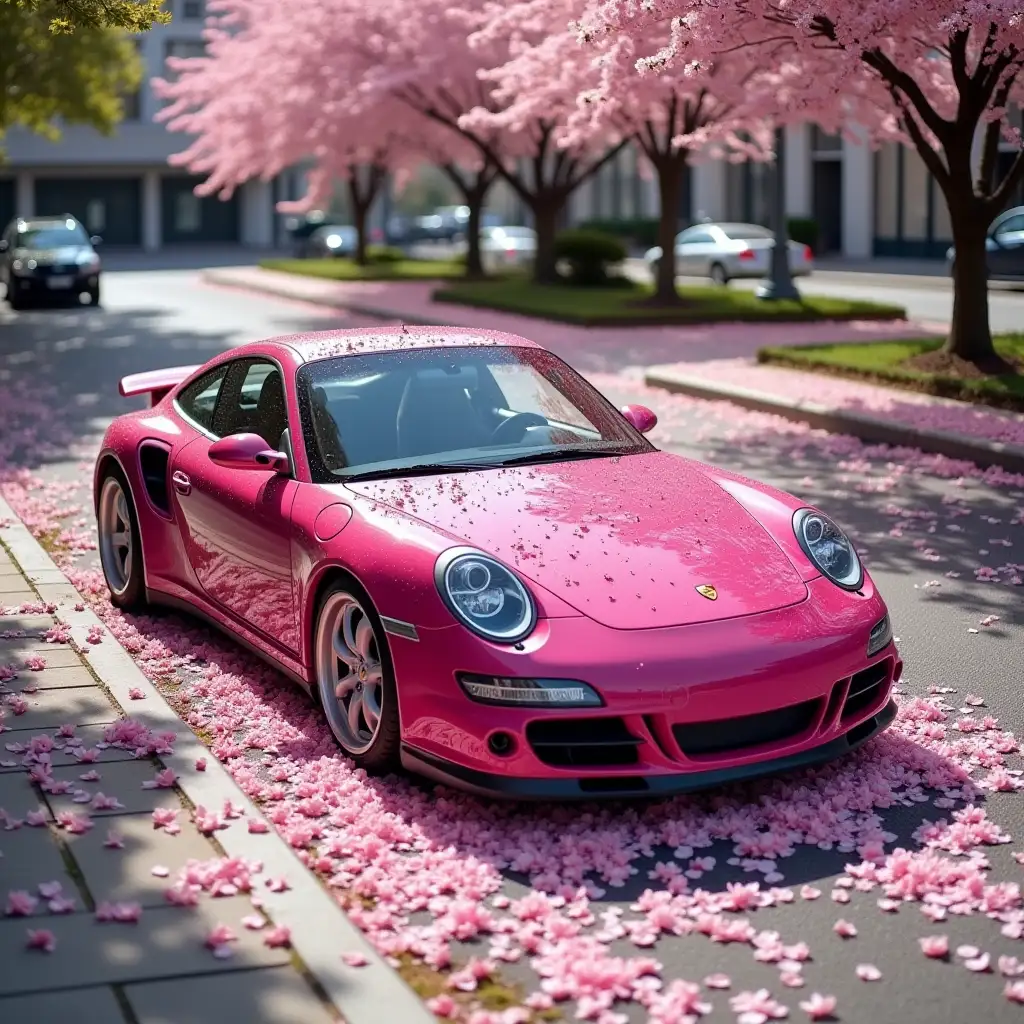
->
[90, 235, 103, 247]
[209, 432, 290, 474]
[620, 404, 658, 434]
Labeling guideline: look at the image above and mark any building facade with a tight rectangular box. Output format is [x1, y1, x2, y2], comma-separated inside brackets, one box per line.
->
[489, 117, 1024, 260]
[0, 0, 300, 249]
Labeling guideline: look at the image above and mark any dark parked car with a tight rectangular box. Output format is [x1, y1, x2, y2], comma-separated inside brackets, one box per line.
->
[947, 205, 1024, 280]
[0, 215, 102, 309]
[303, 225, 358, 259]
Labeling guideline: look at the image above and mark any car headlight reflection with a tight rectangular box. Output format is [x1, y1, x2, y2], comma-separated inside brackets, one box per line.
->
[793, 508, 863, 590]
[437, 549, 536, 643]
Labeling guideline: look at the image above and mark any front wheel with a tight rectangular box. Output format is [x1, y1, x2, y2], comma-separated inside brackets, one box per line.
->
[314, 583, 401, 773]
[97, 471, 146, 610]
[88, 283, 101, 306]
[709, 262, 729, 286]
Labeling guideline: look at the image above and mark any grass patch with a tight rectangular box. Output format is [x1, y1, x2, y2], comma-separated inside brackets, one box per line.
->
[431, 277, 905, 326]
[758, 334, 1024, 412]
[260, 257, 466, 282]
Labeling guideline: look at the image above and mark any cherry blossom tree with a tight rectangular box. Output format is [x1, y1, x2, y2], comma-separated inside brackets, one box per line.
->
[578, 0, 1024, 368]
[478, 3, 793, 302]
[152, 0, 443, 266]
[343, 0, 629, 284]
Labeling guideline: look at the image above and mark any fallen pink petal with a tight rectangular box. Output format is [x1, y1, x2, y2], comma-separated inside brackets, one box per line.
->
[799, 993, 837, 1020]
[341, 951, 370, 967]
[25, 929, 56, 953]
[856, 964, 882, 982]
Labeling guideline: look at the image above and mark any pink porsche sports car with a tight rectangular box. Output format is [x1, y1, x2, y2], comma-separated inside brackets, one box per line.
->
[94, 327, 900, 799]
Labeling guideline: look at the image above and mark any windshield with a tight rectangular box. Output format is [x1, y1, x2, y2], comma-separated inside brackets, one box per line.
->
[718, 224, 773, 240]
[17, 223, 89, 249]
[296, 345, 652, 482]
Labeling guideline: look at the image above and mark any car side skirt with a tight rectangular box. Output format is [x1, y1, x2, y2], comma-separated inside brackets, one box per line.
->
[146, 588, 312, 693]
[399, 698, 897, 802]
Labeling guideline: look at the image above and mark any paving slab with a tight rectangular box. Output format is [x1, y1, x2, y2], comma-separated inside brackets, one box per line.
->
[1, 686, 117, 730]
[0, 821, 73, 905]
[46, 759, 182, 818]
[64, 811, 216, 908]
[0, 896, 290, 997]
[0, 615, 54, 637]
[125, 965, 339, 1024]
[0, 985, 127, 1023]
[1, 664, 97, 691]
[0, 645, 85, 669]
[0, 579, 35, 599]
[0, 768, 52, 820]
[1, 724, 138, 773]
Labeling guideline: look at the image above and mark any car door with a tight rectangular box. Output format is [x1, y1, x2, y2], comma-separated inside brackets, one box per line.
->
[988, 213, 1024, 278]
[170, 357, 302, 653]
[675, 228, 715, 276]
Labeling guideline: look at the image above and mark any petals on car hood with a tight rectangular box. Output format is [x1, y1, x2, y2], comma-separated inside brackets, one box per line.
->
[344, 451, 808, 629]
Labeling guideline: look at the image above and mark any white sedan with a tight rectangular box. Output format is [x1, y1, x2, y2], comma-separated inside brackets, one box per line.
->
[478, 226, 536, 273]
[644, 222, 813, 286]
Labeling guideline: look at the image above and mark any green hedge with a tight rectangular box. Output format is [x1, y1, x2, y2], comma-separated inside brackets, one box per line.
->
[787, 218, 819, 252]
[553, 229, 628, 286]
[577, 218, 660, 249]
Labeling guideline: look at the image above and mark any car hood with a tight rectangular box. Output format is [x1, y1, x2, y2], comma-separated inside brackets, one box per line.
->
[12, 246, 90, 263]
[344, 450, 808, 629]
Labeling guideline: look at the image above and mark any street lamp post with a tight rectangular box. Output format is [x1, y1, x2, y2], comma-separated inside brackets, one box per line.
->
[756, 126, 801, 301]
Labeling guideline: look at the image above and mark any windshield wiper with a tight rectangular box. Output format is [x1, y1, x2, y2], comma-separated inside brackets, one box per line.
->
[338, 462, 491, 482]
[486, 446, 625, 468]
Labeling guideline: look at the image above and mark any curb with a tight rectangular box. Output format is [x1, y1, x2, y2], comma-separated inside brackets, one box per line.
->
[642, 368, 1024, 475]
[0, 494, 435, 1024]
[201, 269, 449, 327]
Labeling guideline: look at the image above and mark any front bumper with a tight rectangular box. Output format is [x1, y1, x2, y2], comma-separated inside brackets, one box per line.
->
[391, 575, 900, 799]
[402, 698, 897, 800]
[9, 270, 98, 297]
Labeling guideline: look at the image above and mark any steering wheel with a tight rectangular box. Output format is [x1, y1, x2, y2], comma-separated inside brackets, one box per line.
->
[490, 412, 549, 445]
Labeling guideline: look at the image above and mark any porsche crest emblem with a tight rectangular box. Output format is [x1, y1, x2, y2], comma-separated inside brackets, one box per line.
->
[695, 585, 718, 601]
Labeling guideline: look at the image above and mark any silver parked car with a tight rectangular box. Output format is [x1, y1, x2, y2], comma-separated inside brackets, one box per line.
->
[644, 222, 814, 286]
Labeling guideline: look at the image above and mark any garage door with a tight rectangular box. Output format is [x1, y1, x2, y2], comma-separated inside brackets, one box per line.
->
[161, 176, 239, 244]
[0, 179, 14, 229]
[34, 177, 142, 246]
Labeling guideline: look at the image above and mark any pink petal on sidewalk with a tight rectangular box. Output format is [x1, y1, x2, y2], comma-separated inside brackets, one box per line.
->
[342, 951, 369, 967]
[26, 929, 56, 952]
[856, 964, 882, 982]
[799, 993, 837, 1020]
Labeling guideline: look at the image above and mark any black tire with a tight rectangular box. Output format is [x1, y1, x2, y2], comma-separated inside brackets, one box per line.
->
[88, 283, 101, 306]
[710, 262, 729, 286]
[7, 286, 25, 310]
[313, 577, 401, 774]
[96, 466, 147, 611]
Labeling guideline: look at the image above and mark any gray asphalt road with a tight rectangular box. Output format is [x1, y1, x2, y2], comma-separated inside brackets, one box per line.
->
[2, 270, 1023, 1023]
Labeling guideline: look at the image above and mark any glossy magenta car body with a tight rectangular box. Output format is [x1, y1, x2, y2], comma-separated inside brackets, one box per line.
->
[94, 327, 900, 800]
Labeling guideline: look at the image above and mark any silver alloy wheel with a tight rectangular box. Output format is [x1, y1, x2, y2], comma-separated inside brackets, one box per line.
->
[710, 263, 728, 286]
[315, 591, 384, 755]
[97, 476, 133, 596]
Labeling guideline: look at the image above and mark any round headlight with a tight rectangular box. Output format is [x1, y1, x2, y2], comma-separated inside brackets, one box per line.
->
[436, 548, 536, 643]
[793, 508, 863, 590]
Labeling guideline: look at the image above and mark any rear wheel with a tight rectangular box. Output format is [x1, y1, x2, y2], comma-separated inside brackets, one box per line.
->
[97, 470, 146, 610]
[313, 581, 401, 773]
[710, 262, 729, 286]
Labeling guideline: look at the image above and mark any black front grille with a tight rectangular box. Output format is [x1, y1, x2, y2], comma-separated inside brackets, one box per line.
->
[842, 663, 889, 720]
[526, 717, 641, 768]
[35, 263, 77, 276]
[673, 699, 820, 757]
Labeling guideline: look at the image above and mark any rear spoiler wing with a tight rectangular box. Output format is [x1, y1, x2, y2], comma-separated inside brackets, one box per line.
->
[118, 365, 200, 407]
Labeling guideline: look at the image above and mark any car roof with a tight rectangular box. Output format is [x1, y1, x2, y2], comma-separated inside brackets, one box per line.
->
[248, 326, 543, 364]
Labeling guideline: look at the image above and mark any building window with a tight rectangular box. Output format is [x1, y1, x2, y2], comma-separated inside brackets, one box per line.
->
[175, 192, 202, 233]
[811, 127, 843, 154]
[873, 144, 899, 239]
[182, 0, 204, 16]
[901, 149, 930, 241]
[164, 39, 207, 75]
[120, 39, 143, 120]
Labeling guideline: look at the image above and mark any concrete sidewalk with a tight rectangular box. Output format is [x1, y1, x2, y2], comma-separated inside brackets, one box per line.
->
[0, 502, 432, 1024]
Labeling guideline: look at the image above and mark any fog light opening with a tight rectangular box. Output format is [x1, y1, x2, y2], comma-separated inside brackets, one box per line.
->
[487, 731, 516, 757]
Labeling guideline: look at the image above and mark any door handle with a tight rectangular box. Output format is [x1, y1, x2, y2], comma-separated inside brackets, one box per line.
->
[172, 471, 191, 495]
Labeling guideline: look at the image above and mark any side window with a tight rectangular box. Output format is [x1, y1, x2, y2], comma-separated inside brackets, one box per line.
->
[214, 359, 286, 443]
[176, 367, 227, 433]
[994, 214, 1024, 238]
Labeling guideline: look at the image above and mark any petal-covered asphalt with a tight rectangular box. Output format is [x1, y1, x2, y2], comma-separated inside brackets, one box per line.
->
[1, 269, 1022, 1024]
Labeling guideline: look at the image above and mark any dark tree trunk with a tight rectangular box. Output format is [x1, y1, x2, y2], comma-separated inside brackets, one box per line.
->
[529, 195, 566, 285]
[947, 204, 997, 364]
[439, 162, 496, 279]
[350, 199, 369, 266]
[652, 152, 688, 304]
